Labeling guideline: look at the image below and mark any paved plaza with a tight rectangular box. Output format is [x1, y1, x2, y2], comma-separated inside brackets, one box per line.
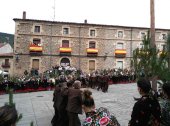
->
[0, 83, 139, 126]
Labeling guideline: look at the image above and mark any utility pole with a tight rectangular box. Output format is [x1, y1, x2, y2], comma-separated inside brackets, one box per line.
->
[150, 0, 157, 91]
[53, 0, 56, 21]
[150, 0, 155, 48]
[50, 23, 52, 69]
[78, 26, 81, 70]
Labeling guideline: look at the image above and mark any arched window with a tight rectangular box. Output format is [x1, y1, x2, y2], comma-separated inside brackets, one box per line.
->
[60, 58, 70, 67]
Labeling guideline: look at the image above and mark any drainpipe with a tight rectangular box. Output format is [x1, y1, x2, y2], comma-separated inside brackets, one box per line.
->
[50, 22, 52, 69]
[130, 28, 133, 58]
[78, 26, 81, 70]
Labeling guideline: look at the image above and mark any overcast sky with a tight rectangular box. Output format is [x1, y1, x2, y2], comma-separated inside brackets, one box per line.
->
[1, 0, 170, 34]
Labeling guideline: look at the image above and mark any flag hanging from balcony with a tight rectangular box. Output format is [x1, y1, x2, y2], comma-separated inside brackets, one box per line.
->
[87, 48, 98, 53]
[59, 47, 72, 53]
[29, 44, 42, 52]
[115, 49, 126, 58]
[115, 49, 126, 54]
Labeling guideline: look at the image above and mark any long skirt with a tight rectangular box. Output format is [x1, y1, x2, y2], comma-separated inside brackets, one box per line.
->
[68, 112, 81, 126]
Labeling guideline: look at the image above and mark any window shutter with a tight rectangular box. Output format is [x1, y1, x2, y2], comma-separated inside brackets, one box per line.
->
[32, 59, 39, 70]
[89, 60, 95, 70]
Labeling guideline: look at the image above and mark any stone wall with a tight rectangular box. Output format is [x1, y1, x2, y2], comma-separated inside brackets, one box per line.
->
[13, 19, 169, 76]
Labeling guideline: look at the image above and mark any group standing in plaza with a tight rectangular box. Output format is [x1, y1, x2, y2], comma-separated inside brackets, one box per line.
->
[51, 78, 120, 126]
[0, 65, 136, 94]
[0, 65, 170, 126]
[51, 77, 170, 126]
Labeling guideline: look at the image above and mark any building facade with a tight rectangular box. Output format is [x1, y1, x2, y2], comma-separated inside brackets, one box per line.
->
[13, 15, 169, 76]
[0, 43, 13, 77]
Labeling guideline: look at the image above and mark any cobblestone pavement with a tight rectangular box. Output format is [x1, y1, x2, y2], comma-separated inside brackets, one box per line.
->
[0, 83, 139, 126]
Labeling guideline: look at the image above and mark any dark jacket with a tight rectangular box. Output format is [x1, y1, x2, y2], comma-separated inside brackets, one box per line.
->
[66, 88, 82, 114]
[53, 85, 62, 109]
[52, 85, 69, 126]
[129, 95, 161, 126]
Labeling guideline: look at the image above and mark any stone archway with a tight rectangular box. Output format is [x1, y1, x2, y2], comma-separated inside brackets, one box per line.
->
[60, 58, 70, 67]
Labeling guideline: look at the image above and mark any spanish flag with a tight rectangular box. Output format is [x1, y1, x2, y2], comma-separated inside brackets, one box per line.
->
[87, 48, 98, 53]
[115, 49, 126, 54]
[29, 44, 42, 52]
[59, 47, 72, 52]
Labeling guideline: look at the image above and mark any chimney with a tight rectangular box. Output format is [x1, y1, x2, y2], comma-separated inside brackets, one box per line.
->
[84, 19, 87, 24]
[23, 11, 26, 19]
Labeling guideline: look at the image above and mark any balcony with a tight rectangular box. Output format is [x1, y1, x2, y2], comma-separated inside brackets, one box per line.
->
[29, 44, 43, 55]
[86, 48, 98, 57]
[1, 63, 10, 68]
[59, 47, 72, 56]
[115, 49, 126, 58]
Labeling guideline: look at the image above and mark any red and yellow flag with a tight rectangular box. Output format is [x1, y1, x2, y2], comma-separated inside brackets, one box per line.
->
[87, 48, 98, 53]
[115, 49, 126, 54]
[59, 47, 72, 52]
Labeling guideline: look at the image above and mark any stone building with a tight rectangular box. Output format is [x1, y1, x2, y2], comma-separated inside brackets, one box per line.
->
[0, 43, 13, 77]
[13, 12, 169, 76]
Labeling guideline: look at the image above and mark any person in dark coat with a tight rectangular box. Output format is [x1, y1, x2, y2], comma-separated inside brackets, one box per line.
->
[64, 80, 82, 126]
[51, 82, 69, 126]
[129, 78, 161, 126]
[102, 75, 109, 92]
[51, 84, 60, 126]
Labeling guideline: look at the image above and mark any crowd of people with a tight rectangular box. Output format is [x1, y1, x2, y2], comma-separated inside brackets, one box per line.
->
[51, 79, 120, 126]
[50, 76, 170, 126]
[0, 65, 136, 94]
[0, 65, 170, 126]
[0, 73, 170, 125]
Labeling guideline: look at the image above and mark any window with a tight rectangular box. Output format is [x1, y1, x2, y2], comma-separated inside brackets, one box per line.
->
[4, 70, 8, 73]
[89, 60, 95, 71]
[5, 59, 9, 65]
[118, 31, 123, 38]
[139, 43, 144, 49]
[62, 40, 69, 47]
[32, 59, 39, 70]
[116, 43, 123, 49]
[60, 58, 70, 67]
[3, 70, 9, 78]
[89, 41, 96, 48]
[160, 44, 166, 51]
[161, 34, 167, 40]
[141, 32, 146, 39]
[2, 59, 10, 68]
[63, 28, 69, 35]
[34, 26, 40, 33]
[33, 38, 41, 46]
[90, 30, 95, 37]
[116, 61, 123, 69]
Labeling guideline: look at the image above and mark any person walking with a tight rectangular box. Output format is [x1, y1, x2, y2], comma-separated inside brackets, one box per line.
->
[51, 82, 69, 126]
[64, 80, 82, 126]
